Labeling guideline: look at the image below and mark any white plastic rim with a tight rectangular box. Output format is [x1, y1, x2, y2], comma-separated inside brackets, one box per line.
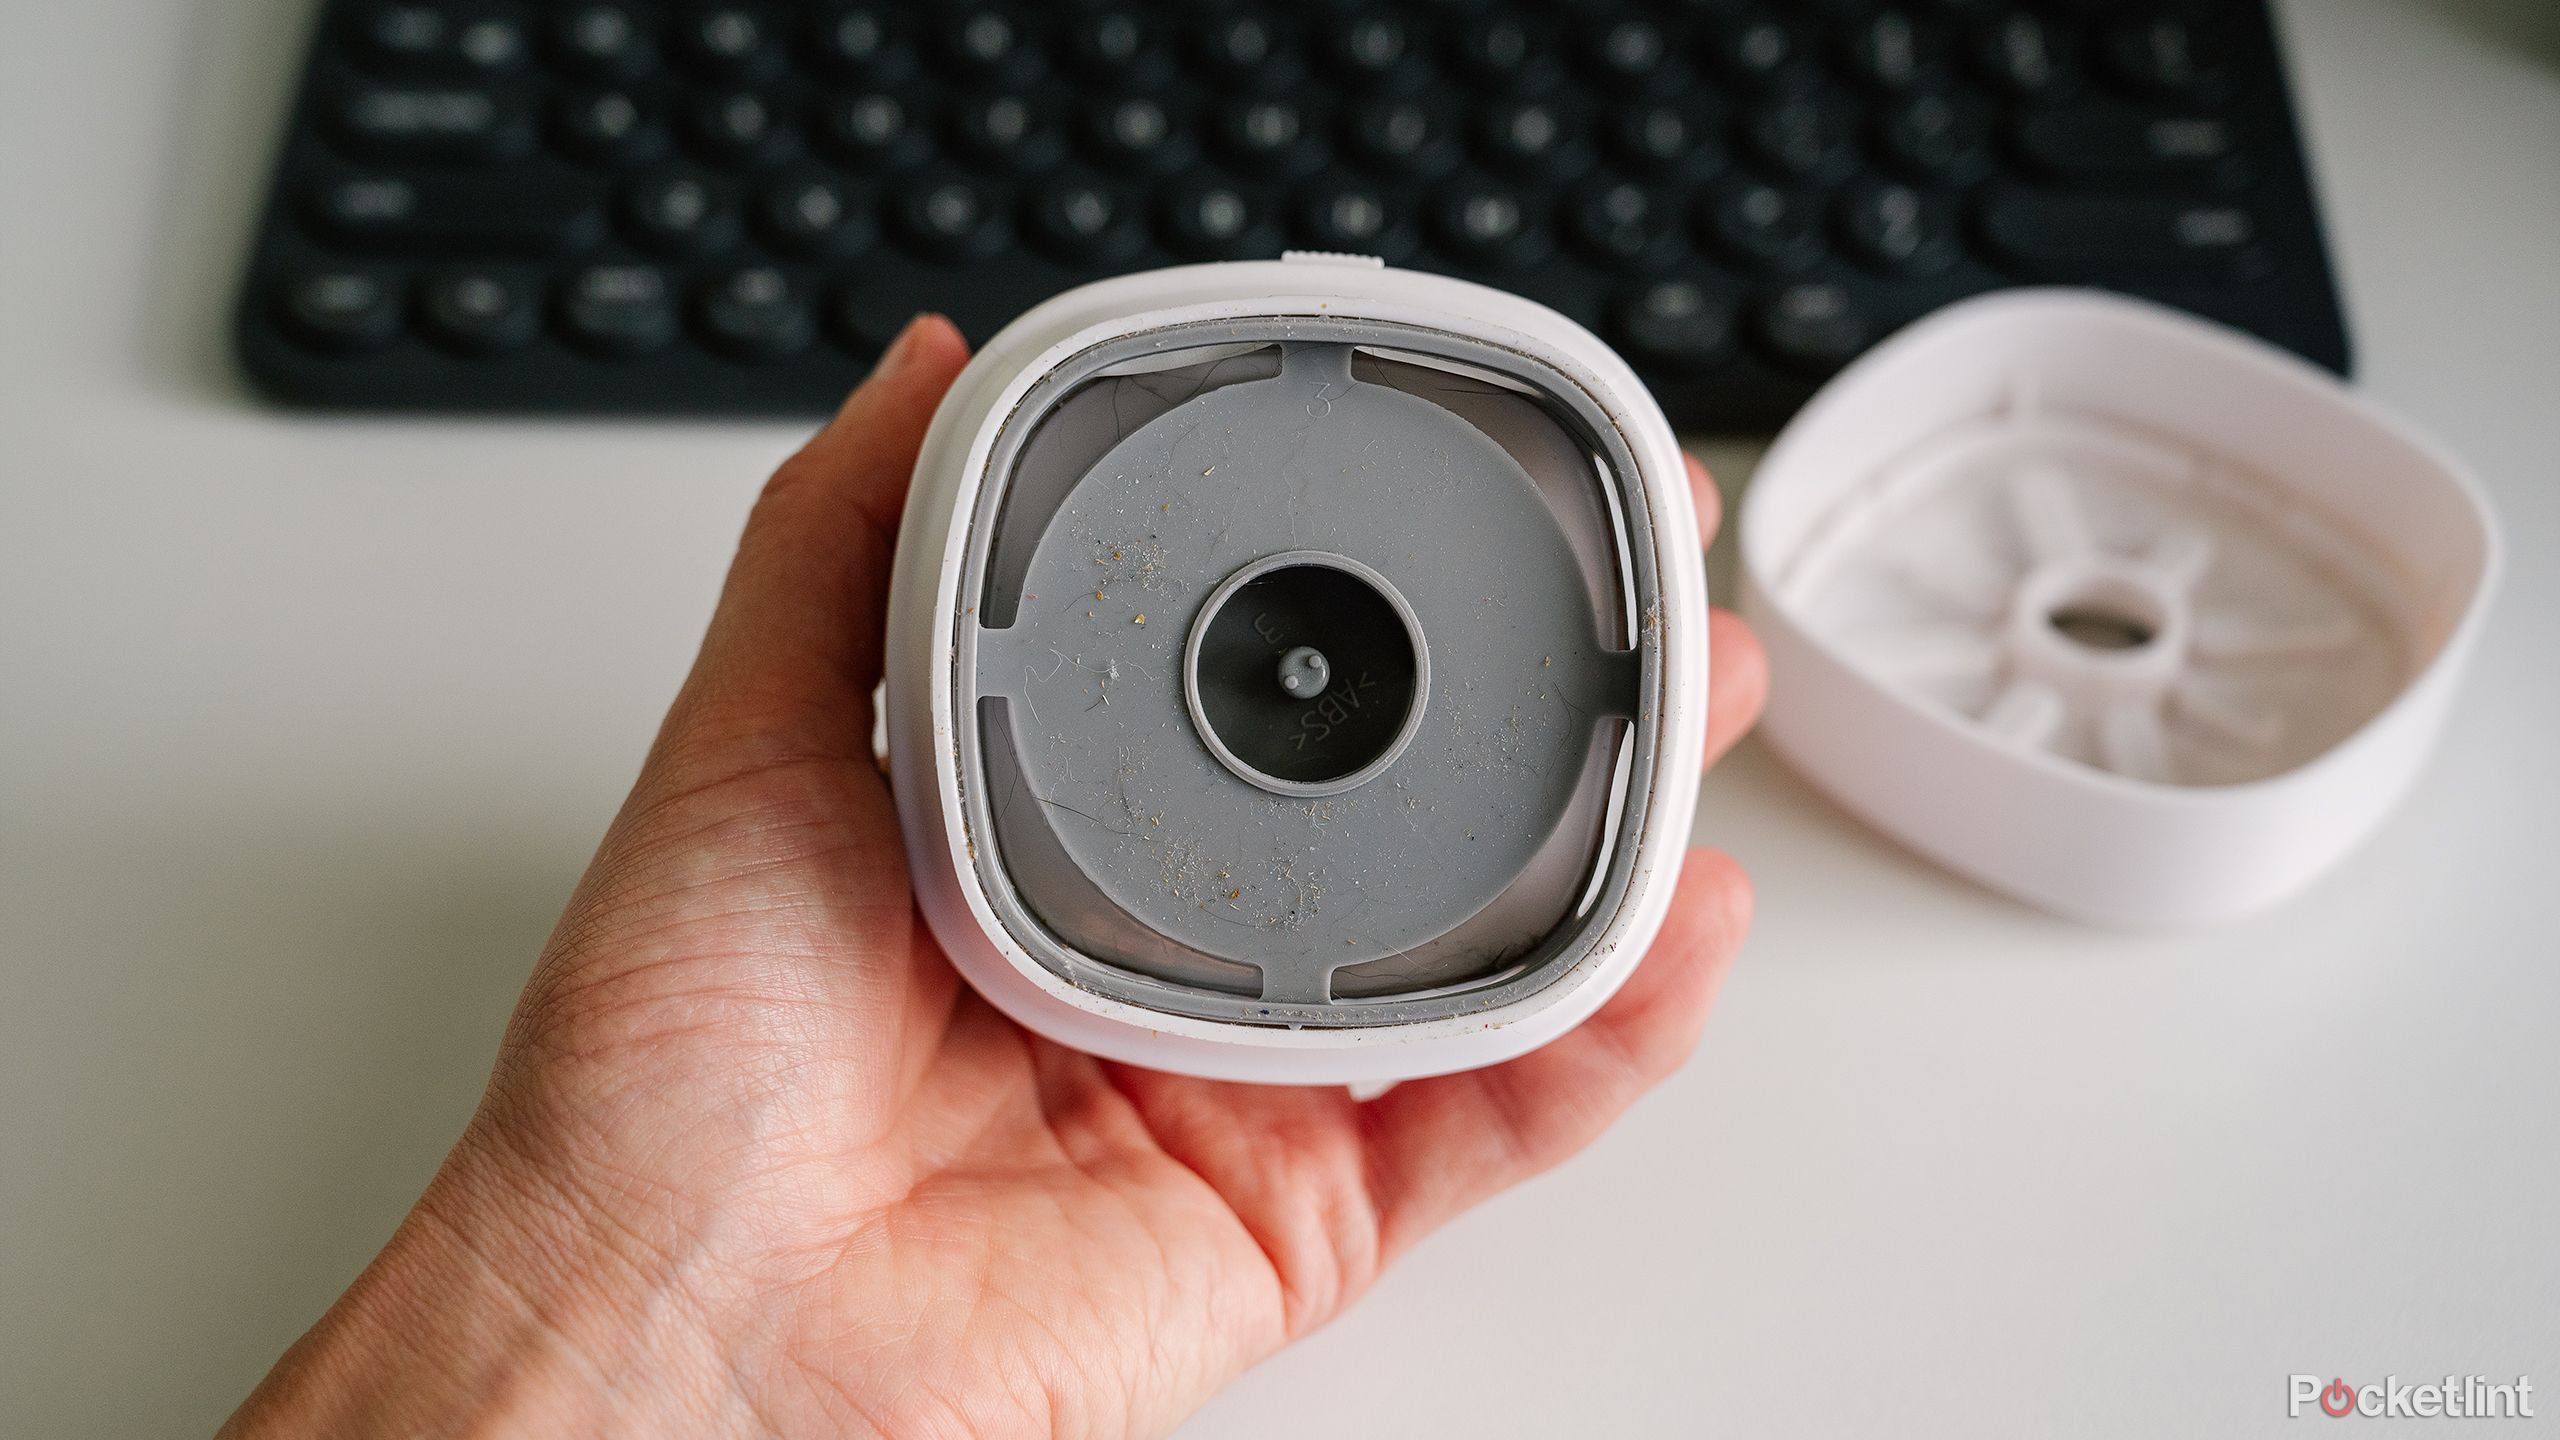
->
[1741, 288, 2501, 929]
[884, 257, 1710, 1083]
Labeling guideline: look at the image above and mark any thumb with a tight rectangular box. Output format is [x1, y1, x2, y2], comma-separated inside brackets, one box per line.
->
[669, 314, 973, 770]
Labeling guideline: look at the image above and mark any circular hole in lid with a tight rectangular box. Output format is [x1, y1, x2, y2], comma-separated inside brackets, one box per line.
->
[1184, 552, 1428, 796]
[2048, 603, 2157, 652]
[2037, 569, 2172, 656]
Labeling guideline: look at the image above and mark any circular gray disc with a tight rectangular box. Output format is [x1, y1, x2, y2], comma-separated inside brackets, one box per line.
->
[977, 343, 1625, 987]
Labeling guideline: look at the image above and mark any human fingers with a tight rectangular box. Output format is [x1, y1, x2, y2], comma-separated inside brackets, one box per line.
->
[1685, 451, 1722, 546]
[661, 314, 972, 773]
[1353, 848, 1754, 1260]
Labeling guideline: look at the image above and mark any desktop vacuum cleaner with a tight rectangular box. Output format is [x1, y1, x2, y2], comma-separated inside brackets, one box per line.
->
[882, 256, 1710, 1084]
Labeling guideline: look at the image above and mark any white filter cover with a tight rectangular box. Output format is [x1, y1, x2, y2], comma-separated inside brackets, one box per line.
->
[1741, 290, 2499, 928]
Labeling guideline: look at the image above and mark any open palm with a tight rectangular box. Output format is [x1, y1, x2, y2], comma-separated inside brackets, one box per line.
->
[226, 317, 1766, 1440]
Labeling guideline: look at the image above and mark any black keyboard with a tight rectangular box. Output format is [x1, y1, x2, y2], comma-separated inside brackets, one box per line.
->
[235, 0, 2351, 428]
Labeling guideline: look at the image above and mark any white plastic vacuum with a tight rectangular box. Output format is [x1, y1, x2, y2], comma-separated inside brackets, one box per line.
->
[884, 257, 1709, 1083]
[1742, 290, 2500, 929]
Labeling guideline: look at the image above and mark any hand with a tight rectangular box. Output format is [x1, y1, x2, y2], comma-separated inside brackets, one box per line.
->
[223, 316, 1768, 1440]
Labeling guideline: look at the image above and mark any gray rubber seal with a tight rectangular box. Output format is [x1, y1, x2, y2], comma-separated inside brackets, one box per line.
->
[954, 317, 1666, 1027]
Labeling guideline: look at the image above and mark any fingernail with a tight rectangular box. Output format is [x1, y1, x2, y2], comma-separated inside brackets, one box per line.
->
[873, 313, 940, 378]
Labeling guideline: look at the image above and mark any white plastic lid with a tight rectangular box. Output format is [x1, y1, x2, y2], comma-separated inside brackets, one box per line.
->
[1740, 289, 2500, 928]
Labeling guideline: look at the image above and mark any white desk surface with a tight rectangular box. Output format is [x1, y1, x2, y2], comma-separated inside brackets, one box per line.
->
[5, 1, 2555, 1434]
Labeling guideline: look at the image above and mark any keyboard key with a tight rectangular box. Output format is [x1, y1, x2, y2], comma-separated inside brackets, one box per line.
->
[952, 92, 1067, 174]
[1474, 100, 1591, 181]
[834, 287, 907, 355]
[1841, 11, 1944, 92]
[680, 7, 783, 78]
[1159, 176, 1275, 258]
[1613, 280, 1737, 372]
[1193, 13, 1290, 81]
[1570, 178, 1680, 268]
[1838, 179, 1958, 272]
[548, 5, 655, 80]
[451, 12, 525, 71]
[688, 91, 796, 167]
[1327, 15, 1426, 89]
[939, 8, 1037, 81]
[273, 269, 404, 353]
[756, 172, 875, 258]
[1582, 17, 1678, 93]
[695, 266, 815, 359]
[330, 85, 528, 161]
[302, 174, 604, 255]
[1294, 181, 1413, 260]
[558, 264, 680, 354]
[551, 88, 665, 166]
[820, 91, 934, 170]
[1976, 12, 2074, 97]
[1705, 179, 1824, 270]
[1026, 177, 1143, 261]
[1714, 15, 1810, 91]
[1066, 10, 1165, 83]
[1454, 15, 1562, 93]
[1219, 99, 1328, 178]
[1749, 97, 1860, 182]
[1430, 178, 1546, 268]
[1979, 192, 2265, 278]
[1345, 97, 1460, 178]
[1082, 95, 1193, 174]
[351, 4, 527, 76]
[1614, 99, 1727, 179]
[418, 269, 539, 353]
[2104, 16, 2228, 99]
[2015, 109, 2243, 184]
[618, 168, 739, 253]
[808, 5, 912, 80]
[1753, 282, 1868, 373]
[349, 4, 446, 70]
[893, 172, 1009, 260]
[1878, 91, 1992, 182]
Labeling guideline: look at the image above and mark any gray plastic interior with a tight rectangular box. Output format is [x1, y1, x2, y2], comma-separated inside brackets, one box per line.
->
[1182, 545, 1433, 797]
[956, 317, 1667, 1027]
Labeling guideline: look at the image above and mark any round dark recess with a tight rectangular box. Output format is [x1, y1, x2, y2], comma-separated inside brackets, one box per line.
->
[1185, 552, 1428, 795]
